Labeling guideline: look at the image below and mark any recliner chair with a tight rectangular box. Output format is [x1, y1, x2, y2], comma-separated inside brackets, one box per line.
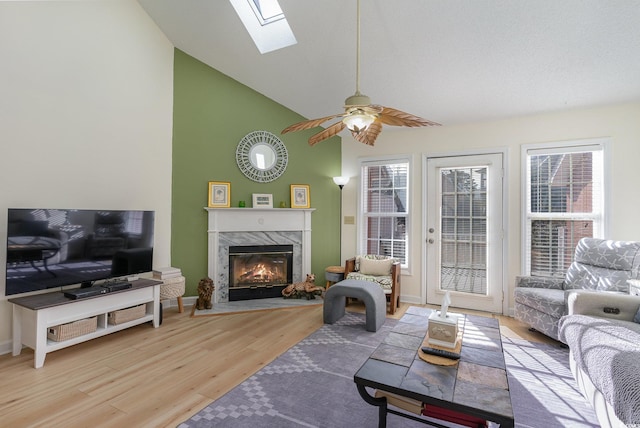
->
[514, 237, 640, 340]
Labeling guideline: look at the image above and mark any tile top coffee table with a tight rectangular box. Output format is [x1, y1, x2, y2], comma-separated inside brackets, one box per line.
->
[354, 306, 513, 428]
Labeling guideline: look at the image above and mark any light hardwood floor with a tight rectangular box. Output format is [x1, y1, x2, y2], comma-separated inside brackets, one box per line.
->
[0, 302, 554, 427]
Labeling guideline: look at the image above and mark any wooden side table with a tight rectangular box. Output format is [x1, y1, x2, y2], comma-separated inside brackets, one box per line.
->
[325, 266, 345, 289]
[160, 276, 186, 313]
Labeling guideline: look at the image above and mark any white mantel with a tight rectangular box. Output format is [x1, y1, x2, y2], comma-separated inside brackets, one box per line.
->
[205, 208, 315, 303]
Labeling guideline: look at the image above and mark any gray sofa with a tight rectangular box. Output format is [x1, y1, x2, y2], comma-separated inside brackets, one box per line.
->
[559, 291, 640, 428]
[514, 237, 640, 340]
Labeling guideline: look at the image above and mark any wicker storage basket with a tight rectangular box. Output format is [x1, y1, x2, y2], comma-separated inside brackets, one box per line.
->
[108, 304, 146, 325]
[47, 316, 97, 342]
[160, 276, 185, 299]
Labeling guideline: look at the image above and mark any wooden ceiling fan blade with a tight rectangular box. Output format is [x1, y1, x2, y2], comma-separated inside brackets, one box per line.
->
[378, 106, 441, 127]
[281, 113, 345, 134]
[309, 121, 346, 146]
[352, 120, 382, 146]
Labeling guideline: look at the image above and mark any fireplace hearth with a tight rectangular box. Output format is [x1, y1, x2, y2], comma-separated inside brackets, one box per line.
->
[228, 245, 293, 301]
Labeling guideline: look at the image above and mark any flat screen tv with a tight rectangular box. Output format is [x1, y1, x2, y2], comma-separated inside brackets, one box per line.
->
[5, 208, 154, 296]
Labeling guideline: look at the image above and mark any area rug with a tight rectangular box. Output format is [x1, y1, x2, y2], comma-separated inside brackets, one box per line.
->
[191, 297, 323, 317]
[179, 310, 598, 428]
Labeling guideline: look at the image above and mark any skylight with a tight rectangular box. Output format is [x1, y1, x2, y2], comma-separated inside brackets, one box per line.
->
[229, 0, 297, 54]
[249, 0, 284, 25]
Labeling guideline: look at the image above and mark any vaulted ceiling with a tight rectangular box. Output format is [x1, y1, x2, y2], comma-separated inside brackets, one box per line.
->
[138, 0, 640, 128]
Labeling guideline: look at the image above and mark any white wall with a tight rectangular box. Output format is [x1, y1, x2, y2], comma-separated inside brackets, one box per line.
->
[341, 103, 640, 312]
[0, 1, 174, 351]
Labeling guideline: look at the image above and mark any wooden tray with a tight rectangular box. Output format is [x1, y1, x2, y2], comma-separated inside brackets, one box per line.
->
[418, 332, 462, 366]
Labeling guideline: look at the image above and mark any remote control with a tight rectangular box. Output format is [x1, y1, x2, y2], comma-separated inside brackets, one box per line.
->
[421, 347, 461, 360]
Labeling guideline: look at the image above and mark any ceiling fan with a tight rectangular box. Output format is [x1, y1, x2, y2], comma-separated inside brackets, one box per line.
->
[282, 0, 440, 147]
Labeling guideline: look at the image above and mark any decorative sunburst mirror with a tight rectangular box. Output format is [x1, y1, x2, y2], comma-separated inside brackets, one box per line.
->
[236, 130, 288, 182]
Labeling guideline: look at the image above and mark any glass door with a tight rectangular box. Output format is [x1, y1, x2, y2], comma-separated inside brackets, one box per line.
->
[425, 153, 504, 313]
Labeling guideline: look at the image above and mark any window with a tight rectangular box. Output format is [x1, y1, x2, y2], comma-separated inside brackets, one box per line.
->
[522, 139, 608, 277]
[229, 0, 297, 54]
[125, 211, 145, 236]
[360, 158, 410, 266]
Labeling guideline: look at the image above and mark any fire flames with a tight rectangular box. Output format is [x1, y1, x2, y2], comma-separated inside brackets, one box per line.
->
[237, 262, 284, 285]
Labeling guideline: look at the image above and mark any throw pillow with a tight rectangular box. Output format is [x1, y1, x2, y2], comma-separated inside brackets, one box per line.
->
[634, 306, 640, 324]
[359, 257, 393, 276]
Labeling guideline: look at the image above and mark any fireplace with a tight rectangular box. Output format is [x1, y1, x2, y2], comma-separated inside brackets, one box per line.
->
[228, 245, 293, 301]
[206, 207, 314, 303]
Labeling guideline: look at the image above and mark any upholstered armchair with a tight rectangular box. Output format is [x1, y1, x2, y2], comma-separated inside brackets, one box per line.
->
[514, 237, 640, 340]
[344, 255, 401, 314]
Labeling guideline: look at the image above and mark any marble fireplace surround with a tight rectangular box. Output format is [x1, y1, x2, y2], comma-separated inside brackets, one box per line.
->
[205, 208, 314, 303]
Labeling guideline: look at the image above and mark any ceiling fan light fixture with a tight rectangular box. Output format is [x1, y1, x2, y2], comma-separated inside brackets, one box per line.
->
[344, 93, 371, 107]
[342, 109, 375, 132]
[280, 0, 440, 147]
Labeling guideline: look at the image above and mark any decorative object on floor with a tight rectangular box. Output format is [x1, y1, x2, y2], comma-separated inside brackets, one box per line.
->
[280, 0, 440, 147]
[196, 277, 214, 310]
[236, 130, 288, 183]
[252, 193, 273, 208]
[345, 254, 401, 314]
[323, 279, 386, 332]
[179, 309, 598, 428]
[281, 274, 323, 299]
[207, 181, 231, 208]
[290, 184, 310, 208]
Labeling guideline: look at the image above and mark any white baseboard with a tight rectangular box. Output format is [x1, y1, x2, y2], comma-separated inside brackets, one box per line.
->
[400, 294, 424, 305]
[161, 296, 196, 309]
[0, 339, 13, 356]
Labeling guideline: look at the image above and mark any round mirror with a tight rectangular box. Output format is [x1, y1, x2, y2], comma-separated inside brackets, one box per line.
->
[249, 143, 276, 170]
[236, 131, 288, 182]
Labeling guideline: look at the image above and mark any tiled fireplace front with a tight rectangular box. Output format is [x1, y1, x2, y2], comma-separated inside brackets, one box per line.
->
[206, 208, 314, 303]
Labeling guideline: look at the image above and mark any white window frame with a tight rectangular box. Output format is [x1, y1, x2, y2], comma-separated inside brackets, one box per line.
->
[358, 155, 412, 269]
[520, 138, 611, 276]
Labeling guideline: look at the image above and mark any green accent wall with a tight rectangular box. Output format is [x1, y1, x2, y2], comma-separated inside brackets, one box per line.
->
[172, 49, 342, 296]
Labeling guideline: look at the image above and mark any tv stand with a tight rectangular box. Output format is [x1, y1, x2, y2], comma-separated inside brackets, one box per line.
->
[9, 279, 161, 368]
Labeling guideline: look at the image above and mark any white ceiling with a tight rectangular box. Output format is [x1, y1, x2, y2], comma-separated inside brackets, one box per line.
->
[138, 0, 640, 128]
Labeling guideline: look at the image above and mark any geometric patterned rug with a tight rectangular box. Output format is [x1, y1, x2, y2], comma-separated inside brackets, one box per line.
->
[178, 310, 598, 427]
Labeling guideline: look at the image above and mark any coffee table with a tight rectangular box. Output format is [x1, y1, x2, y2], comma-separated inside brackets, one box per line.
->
[354, 306, 514, 427]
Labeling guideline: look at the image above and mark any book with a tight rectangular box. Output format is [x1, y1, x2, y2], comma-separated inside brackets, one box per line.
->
[153, 272, 182, 280]
[153, 267, 182, 279]
[153, 267, 181, 275]
[422, 403, 487, 428]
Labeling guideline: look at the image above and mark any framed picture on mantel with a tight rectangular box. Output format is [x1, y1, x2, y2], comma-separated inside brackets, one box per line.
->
[208, 181, 231, 208]
[291, 184, 310, 208]
[252, 193, 273, 208]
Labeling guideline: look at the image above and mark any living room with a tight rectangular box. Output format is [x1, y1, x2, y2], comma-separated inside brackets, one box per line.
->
[1, 1, 640, 426]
